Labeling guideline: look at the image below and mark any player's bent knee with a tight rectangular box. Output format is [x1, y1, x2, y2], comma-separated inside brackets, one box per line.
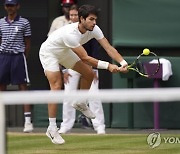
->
[88, 72, 94, 82]
[83, 70, 94, 83]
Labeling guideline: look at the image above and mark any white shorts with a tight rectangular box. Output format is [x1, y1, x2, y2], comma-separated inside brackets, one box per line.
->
[39, 43, 80, 72]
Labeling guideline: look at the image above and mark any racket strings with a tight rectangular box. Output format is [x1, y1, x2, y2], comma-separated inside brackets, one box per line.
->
[136, 60, 147, 75]
[135, 53, 160, 77]
[147, 60, 160, 77]
[127, 52, 160, 78]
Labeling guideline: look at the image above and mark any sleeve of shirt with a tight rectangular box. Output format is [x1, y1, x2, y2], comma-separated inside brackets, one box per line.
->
[63, 34, 80, 48]
[24, 19, 31, 37]
[92, 25, 104, 40]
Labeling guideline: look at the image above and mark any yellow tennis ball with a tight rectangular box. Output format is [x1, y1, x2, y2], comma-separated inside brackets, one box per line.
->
[143, 48, 150, 55]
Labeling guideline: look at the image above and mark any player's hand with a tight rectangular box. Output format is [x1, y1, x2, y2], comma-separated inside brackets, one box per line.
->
[63, 72, 72, 84]
[119, 62, 129, 73]
[118, 66, 129, 73]
[119, 59, 128, 73]
[108, 64, 121, 73]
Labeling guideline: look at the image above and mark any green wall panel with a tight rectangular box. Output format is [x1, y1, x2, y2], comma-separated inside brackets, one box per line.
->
[111, 104, 129, 128]
[111, 73, 128, 128]
[113, 0, 180, 47]
[33, 104, 63, 127]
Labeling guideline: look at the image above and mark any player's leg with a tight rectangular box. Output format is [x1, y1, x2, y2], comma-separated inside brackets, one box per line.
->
[46, 70, 62, 117]
[59, 50, 96, 119]
[59, 69, 81, 134]
[71, 60, 96, 119]
[72, 60, 94, 89]
[45, 70, 65, 144]
[46, 71, 61, 119]
[39, 48, 65, 144]
[39, 50, 62, 121]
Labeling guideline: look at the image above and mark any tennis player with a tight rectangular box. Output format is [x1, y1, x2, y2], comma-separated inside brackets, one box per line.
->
[59, 4, 106, 135]
[39, 4, 128, 144]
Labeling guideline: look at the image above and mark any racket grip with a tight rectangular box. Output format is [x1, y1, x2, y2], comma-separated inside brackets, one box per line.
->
[120, 59, 128, 67]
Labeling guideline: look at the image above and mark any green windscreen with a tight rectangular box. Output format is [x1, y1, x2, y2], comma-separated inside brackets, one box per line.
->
[112, 0, 180, 47]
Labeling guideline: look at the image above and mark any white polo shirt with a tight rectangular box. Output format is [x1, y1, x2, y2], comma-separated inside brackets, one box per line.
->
[39, 22, 104, 70]
[43, 22, 104, 55]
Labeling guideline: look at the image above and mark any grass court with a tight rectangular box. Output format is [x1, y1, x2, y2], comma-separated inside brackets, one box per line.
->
[7, 132, 180, 154]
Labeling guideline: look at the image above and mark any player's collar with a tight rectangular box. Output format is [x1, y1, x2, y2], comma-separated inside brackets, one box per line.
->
[5, 15, 20, 23]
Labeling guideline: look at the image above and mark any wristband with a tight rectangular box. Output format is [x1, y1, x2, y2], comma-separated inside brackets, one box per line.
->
[97, 60, 109, 69]
[120, 59, 128, 66]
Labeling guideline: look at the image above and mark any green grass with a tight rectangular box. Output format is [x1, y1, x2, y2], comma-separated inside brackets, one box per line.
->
[7, 132, 180, 154]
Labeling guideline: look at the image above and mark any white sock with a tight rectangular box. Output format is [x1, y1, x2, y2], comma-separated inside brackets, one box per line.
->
[49, 118, 57, 129]
[25, 117, 31, 124]
[24, 112, 31, 124]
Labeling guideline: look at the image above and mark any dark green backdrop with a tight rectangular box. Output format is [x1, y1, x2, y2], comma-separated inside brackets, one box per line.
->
[112, 0, 180, 48]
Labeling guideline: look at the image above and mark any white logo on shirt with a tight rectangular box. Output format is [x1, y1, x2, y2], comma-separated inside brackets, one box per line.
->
[15, 26, 18, 32]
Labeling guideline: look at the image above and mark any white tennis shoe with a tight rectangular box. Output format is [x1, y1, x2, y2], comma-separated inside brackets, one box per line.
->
[46, 127, 65, 144]
[97, 128, 106, 135]
[72, 102, 96, 119]
[23, 123, 33, 133]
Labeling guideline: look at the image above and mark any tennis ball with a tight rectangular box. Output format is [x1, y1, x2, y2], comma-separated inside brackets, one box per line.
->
[143, 48, 150, 55]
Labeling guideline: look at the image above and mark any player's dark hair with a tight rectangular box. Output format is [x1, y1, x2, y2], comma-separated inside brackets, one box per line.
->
[78, 5, 98, 22]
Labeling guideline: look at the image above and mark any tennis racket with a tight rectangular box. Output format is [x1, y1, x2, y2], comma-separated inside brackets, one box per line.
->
[127, 51, 160, 78]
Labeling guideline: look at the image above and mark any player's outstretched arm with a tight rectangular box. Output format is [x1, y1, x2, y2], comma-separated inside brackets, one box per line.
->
[72, 46, 127, 73]
[97, 37, 128, 68]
